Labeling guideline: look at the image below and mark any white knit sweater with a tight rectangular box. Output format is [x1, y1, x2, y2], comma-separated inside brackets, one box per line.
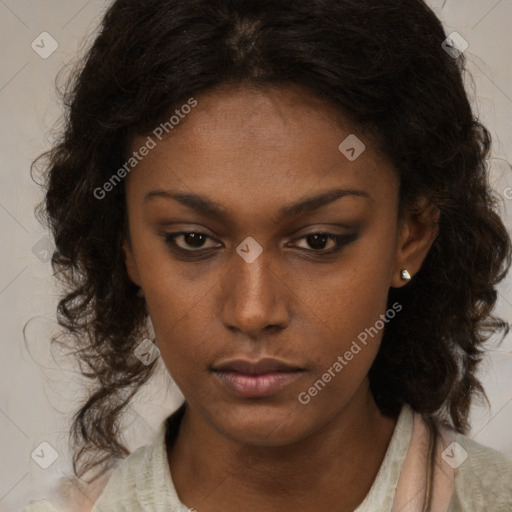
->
[22, 404, 512, 512]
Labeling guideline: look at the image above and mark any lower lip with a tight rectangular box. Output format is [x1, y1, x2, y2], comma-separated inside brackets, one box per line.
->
[213, 370, 302, 398]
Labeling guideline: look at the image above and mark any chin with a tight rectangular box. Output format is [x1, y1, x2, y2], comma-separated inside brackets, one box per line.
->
[208, 400, 314, 447]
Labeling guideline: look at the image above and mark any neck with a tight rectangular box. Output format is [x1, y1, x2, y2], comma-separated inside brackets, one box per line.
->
[167, 383, 398, 512]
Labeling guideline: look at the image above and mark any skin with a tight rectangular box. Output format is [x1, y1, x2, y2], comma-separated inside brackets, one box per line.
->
[123, 84, 439, 512]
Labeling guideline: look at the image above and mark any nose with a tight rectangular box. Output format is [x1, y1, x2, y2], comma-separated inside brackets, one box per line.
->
[220, 245, 290, 338]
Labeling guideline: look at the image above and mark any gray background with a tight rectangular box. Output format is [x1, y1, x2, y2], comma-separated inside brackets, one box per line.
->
[1, 0, 511, 510]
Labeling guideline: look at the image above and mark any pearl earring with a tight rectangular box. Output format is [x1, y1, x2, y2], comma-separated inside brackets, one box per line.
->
[400, 269, 411, 281]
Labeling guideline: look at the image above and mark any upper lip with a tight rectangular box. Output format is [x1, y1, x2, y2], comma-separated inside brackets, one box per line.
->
[212, 358, 303, 375]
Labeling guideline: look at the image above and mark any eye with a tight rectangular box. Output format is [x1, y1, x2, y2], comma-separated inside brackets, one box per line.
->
[163, 230, 358, 257]
[164, 231, 221, 252]
[292, 232, 358, 253]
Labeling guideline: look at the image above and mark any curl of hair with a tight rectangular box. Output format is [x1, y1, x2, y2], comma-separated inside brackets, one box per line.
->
[32, 0, 511, 478]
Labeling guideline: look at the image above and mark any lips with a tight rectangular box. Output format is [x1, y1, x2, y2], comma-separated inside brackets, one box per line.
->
[212, 357, 302, 375]
[212, 358, 305, 398]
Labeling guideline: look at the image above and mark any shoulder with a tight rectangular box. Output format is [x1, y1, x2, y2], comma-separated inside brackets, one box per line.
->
[449, 433, 512, 511]
[91, 435, 172, 510]
[92, 405, 187, 509]
[21, 499, 60, 512]
[21, 442, 164, 512]
[22, 444, 160, 512]
[96, 442, 154, 494]
[21, 472, 111, 512]
[24, 407, 185, 512]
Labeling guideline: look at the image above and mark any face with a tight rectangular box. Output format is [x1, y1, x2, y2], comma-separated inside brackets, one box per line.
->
[123, 84, 434, 447]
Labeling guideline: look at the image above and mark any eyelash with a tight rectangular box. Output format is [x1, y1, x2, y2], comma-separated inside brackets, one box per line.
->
[163, 231, 357, 257]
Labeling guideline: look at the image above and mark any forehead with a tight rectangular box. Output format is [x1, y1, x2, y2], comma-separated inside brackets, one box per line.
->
[126, 85, 397, 215]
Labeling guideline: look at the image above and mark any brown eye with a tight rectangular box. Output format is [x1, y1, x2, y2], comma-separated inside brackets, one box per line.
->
[305, 233, 332, 250]
[165, 232, 220, 252]
[293, 233, 358, 253]
[180, 232, 207, 248]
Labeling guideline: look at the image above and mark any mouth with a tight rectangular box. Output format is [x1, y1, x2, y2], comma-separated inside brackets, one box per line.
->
[211, 358, 305, 398]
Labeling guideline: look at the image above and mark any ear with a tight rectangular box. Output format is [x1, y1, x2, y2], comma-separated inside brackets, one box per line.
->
[390, 197, 440, 288]
[123, 239, 142, 287]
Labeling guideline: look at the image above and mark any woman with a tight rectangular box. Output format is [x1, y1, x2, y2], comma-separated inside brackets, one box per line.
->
[24, 0, 512, 510]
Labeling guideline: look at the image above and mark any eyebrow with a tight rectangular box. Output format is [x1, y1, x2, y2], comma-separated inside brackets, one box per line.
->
[144, 187, 371, 222]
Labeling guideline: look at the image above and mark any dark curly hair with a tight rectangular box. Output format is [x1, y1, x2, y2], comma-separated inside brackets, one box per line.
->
[32, 0, 511, 489]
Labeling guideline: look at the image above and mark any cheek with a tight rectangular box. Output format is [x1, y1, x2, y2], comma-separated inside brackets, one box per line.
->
[307, 239, 395, 339]
[296, 275, 394, 412]
[140, 264, 223, 392]
[143, 282, 217, 370]
[127, 254, 206, 377]
[132, 227, 218, 337]
[300, 227, 397, 376]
